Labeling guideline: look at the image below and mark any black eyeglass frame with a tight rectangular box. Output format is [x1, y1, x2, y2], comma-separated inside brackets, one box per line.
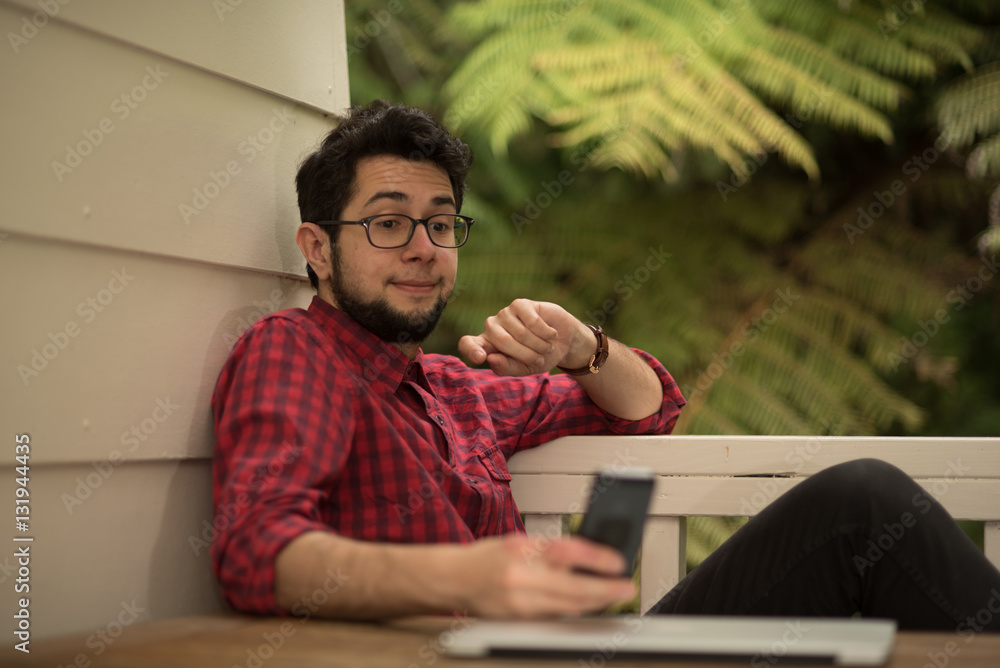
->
[314, 214, 475, 249]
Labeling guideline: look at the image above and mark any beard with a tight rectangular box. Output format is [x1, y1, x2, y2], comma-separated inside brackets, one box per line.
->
[328, 253, 450, 346]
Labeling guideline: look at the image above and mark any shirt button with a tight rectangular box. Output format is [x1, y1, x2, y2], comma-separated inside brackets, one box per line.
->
[435, 415, 444, 425]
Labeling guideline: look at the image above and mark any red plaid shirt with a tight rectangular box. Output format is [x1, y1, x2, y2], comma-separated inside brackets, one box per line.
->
[211, 296, 685, 614]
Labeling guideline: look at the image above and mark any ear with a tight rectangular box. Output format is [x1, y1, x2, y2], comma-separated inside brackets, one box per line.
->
[296, 223, 333, 282]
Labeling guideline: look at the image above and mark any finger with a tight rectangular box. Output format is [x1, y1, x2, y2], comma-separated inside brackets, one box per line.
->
[482, 322, 549, 371]
[499, 303, 559, 353]
[544, 537, 628, 576]
[489, 311, 556, 358]
[458, 335, 497, 366]
[482, 535, 634, 619]
[519, 569, 636, 617]
[509, 299, 560, 342]
[485, 352, 534, 378]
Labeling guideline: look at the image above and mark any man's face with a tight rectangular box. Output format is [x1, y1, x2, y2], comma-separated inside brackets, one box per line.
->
[325, 155, 459, 345]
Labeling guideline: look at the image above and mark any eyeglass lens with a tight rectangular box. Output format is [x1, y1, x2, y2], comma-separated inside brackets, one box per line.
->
[368, 214, 469, 248]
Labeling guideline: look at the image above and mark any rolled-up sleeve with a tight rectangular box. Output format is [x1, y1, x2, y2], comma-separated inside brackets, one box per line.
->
[210, 315, 354, 615]
[468, 347, 685, 457]
[597, 348, 686, 435]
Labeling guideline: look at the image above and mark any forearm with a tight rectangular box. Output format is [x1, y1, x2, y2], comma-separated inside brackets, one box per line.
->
[564, 328, 664, 421]
[275, 531, 636, 621]
[274, 530, 471, 619]
[456, 299, 667, 423]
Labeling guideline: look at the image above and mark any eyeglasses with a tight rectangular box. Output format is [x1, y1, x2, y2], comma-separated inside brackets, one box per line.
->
[315, 213, 474, 249]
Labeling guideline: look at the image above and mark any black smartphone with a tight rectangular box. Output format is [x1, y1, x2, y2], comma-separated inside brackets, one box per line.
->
[576, 467, 655, 577]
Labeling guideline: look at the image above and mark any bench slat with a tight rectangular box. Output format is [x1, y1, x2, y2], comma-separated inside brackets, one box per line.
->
[508, 436, 1000, 478]
[514, 475, 1000, 521]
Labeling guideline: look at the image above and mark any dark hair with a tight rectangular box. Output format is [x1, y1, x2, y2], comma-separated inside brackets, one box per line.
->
[295, 100, 474, 289]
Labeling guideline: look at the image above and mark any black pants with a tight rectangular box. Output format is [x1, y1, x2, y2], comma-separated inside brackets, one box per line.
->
[649, 459, 1000, 632]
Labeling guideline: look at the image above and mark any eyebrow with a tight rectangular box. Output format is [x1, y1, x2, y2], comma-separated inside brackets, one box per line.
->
[363, 190, 456, 209]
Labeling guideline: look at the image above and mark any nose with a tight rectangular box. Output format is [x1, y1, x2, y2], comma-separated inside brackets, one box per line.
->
[401, 221, 437, 259]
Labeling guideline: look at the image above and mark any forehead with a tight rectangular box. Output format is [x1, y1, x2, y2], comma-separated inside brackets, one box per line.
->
[352, 155, 452, 199]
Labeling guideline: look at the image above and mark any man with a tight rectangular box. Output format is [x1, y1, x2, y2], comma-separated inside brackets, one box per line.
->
[212, 100, 684, 619]
[212, 101, 1000, 629]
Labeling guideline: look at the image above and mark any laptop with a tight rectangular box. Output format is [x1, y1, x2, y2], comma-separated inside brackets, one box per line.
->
[443, 615, 896, 665]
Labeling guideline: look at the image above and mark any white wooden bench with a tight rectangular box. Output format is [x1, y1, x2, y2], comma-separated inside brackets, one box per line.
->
[508, 435, 1000, 613]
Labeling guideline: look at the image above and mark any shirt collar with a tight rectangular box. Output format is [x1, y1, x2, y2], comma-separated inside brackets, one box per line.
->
[307, 296, 422, 391]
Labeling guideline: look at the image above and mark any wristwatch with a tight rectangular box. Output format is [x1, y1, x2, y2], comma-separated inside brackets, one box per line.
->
[557, 324, 609, 376]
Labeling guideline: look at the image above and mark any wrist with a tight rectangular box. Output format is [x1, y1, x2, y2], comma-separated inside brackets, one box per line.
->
[428, 543, 476, 614]
[560, 320, 599, 369]
[557, 322, 609, 376]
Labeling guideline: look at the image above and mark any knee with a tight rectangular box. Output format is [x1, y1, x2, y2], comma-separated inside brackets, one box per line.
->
[819, 458, 910, 492]
[806, 458, 919, 511]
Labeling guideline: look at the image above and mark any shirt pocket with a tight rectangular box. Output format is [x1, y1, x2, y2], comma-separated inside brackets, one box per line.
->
[473, 445, 517, 536]
[477, 445, 512, 484]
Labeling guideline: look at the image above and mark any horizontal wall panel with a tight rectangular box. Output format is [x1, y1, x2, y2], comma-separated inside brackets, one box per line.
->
[1, 233, 314, 463]
[3, 0, 348, 114]
[1, 2, 338, 275]
[507, 435, 1000, 478]
[0, 459, 224, 641]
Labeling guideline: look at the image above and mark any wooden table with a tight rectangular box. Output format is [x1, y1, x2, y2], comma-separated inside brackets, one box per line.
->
[5, 615, 1000, 667]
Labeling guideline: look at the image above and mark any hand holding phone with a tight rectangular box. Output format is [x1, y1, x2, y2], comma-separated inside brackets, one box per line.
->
[576, 467, 655, 577]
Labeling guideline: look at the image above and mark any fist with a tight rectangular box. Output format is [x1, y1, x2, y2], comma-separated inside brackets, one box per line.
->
[458, 299, 592, 376]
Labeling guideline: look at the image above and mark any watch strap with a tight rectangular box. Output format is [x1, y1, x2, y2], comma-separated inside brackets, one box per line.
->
[557, 324, 609, 376]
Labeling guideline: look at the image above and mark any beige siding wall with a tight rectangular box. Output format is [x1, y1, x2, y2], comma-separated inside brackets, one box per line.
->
[0, 0, 348, 641]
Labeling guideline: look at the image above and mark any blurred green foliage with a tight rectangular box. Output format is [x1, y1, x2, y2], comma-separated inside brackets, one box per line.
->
[343, 0, 999, 575]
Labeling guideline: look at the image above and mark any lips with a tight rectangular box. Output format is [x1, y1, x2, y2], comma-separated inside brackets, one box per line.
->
[391, 279, 439, 294]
